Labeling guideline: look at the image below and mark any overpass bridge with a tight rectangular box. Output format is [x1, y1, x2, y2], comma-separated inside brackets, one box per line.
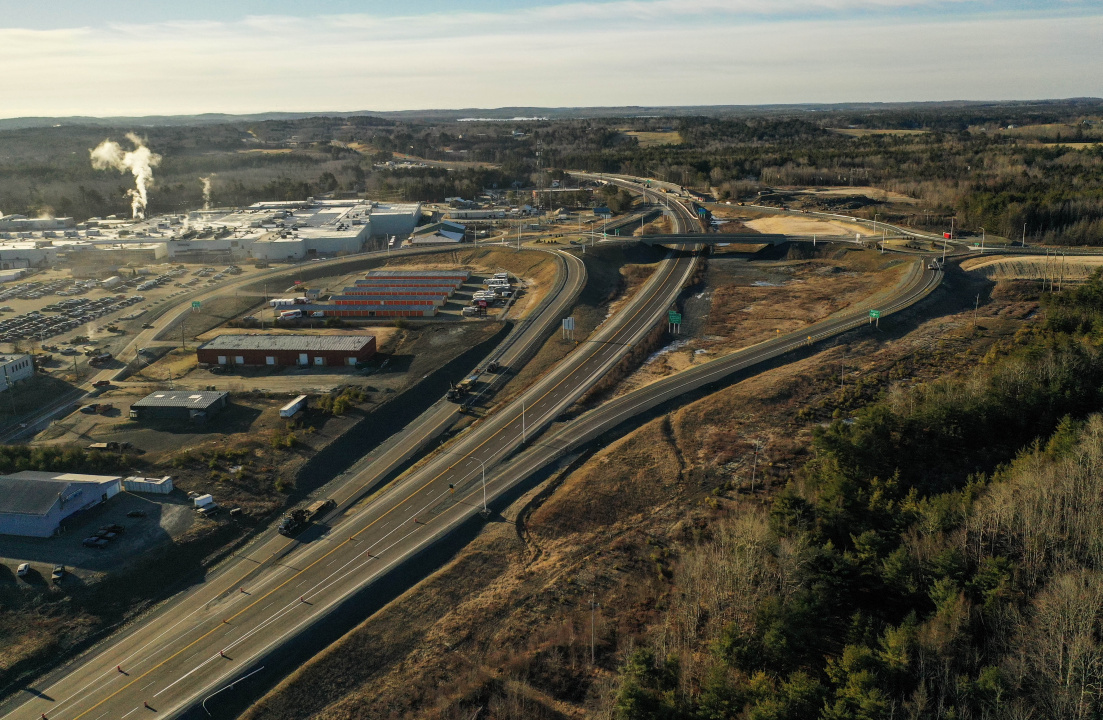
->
[641, 233, 797, 247]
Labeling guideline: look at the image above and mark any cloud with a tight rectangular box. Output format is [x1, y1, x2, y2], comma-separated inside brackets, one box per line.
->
[0, 4, 1099, 117]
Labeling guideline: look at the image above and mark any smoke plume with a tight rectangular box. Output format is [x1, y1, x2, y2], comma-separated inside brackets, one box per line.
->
[90, 133, 162, 219]
[200, 176, 213, 210]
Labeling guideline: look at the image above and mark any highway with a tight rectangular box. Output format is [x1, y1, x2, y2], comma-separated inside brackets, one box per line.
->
[1, 193, 700, 719]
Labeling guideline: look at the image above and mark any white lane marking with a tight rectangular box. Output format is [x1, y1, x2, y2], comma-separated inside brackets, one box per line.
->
[153, 487, 452, 701]
[120, 706, 140, 718]
[51, 262, 698, 716]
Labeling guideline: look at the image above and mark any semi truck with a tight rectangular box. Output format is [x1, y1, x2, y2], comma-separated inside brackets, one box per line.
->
[278, 498, 335, 536]
[446, 374, 479, 402]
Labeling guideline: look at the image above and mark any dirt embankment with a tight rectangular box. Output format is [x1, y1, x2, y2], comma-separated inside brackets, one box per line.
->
[241, 264, 1036, 720]
[962, 254, 1103, 282]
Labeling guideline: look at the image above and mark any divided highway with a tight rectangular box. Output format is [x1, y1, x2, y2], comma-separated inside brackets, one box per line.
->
[2, 173, 951, 720]
[1, 225, 699, 718]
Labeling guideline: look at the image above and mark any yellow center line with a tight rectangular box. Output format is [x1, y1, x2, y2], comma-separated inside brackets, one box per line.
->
[69, 252, 690, 720]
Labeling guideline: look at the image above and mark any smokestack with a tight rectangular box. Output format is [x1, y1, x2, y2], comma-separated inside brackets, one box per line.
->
[90, 133, 162, 219]
[200, 176, 213, 210]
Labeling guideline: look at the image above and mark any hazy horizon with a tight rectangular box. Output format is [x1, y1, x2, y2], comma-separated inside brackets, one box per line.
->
[0, 0, 1100, 119]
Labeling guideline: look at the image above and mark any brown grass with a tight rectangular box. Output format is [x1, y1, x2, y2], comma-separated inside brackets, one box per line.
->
[240, 274, 1042, 720]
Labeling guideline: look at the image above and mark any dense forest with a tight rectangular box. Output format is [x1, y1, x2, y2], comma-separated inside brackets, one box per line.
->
[0, 100, 1100, 244]
[611, 270, 1103, 719]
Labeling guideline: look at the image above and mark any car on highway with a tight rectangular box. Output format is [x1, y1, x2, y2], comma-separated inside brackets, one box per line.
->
[141, 323, 154, 329]
[16, 562, 29, 577]
[93, 380, 111, 388]
[126, 510, 147, 518]
[51, 565, 65, 583]
[82, 537, 109, 549]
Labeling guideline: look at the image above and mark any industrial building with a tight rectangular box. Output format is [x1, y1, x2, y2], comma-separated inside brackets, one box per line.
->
[0, 354, 34, 390]
[331, 294, 446, 307]
[1, 199, 422, 267]
[129, 390, 230, 422]
[341, 285, 456, 298]
[296, 303, 438, 318]
[0, 471, 123, 538]
[408, 221, 467, 246]
[289, 269, 469, 319]
[196, 334, 377, 367]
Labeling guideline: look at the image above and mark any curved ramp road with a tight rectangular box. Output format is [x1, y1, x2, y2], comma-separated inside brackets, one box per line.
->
[0, 243, 699, 719]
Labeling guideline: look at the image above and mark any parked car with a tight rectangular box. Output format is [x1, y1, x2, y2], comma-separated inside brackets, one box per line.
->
[82, 537, 109, 548]
[126, 510, 146, 518]
[100, 524, 125, 534]
[51, 565, 65, 582]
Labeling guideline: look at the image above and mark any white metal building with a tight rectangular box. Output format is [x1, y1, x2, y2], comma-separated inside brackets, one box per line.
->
[0, 471, 123, 537]
[0, 354, 34, 390]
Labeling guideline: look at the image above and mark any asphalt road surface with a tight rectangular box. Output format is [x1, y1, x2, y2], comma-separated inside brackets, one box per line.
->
[0, 234, 697, 720]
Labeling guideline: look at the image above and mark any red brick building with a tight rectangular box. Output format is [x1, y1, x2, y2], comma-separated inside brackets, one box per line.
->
[196, 334, 376, 368]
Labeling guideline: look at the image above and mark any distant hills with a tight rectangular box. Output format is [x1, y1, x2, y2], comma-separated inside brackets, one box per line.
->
[1, 99, 1100, 130]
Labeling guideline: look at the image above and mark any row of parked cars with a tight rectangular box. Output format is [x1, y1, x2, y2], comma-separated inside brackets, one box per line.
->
[0, 295, 145, 343]
[0, 278, 89, 302]
[81, 522, 127, 549]
[16, 562, 66, 584]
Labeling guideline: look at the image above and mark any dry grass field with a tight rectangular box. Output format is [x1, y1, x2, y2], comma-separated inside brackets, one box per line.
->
[620, 130, 683, 147]
[745, 215, 875, 236]
[828, 128, 928, 137]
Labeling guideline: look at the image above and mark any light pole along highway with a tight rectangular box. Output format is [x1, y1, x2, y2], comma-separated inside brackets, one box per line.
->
[1, 191, 702, 720]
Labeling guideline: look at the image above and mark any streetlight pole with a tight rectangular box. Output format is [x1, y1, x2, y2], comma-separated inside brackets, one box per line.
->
[521, 400, 526, 443]
[980, 227, 985, 253]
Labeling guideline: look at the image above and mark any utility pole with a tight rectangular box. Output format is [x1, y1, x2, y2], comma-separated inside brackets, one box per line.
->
[1022, 223, 1027, 248]
[974, 294, 980, 330]
[750, 442, 759, 493]
[479, 458, 488, 517]
[5, 377, 16, 417]
[590, 591, 599, 664]
[980, 227, 985, 253]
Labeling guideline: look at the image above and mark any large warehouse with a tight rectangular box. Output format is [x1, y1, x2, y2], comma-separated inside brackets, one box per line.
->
[130, 390, 230, 422]
[196, 334, 377, 367]
[0, 471, 122, 538]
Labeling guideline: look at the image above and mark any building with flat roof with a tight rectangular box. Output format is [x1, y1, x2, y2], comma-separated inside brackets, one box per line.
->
[196, 334, 376, 368]
[130, 390, 229, 422]
[0, 354, 34, 390]
[0, 471, 123, 537]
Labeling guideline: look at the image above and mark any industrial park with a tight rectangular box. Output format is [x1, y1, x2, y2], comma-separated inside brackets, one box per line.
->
[0, 1, 1101, 717]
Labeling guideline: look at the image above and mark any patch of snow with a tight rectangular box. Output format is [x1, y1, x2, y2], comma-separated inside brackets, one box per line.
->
[643, 339, 690, 366]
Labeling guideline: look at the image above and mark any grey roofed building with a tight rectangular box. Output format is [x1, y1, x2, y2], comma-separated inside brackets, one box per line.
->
[197, 335, 374, 353]
[130, 390, 229, 422]
[0, 471, 123, 537]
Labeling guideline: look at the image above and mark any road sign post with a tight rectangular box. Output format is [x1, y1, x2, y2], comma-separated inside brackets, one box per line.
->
[561, 316, 575, 341]
[869, 309, 881, 328]
[668, 310, 682, 334]
[191, 300, 201, 311]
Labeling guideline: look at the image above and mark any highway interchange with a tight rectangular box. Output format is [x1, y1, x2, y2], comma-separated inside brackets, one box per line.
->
[3, 176, 955, 720]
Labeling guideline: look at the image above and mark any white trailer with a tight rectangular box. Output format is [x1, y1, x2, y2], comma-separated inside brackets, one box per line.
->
[280, 395, 308, 418]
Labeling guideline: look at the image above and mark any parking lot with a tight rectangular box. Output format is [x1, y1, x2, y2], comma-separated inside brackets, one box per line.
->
[0, 294, 146, 346]
[0, 490, 197, 581]
[0, 264, 262, 356]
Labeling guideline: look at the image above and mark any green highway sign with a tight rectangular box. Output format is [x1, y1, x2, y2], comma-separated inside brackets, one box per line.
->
[869, 309, 881, 319]
[191, 301, 202, 309]
[668, 311, 683, 324]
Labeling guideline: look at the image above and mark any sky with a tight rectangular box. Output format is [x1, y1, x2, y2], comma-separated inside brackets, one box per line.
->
[0, 0, 1100, 118]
